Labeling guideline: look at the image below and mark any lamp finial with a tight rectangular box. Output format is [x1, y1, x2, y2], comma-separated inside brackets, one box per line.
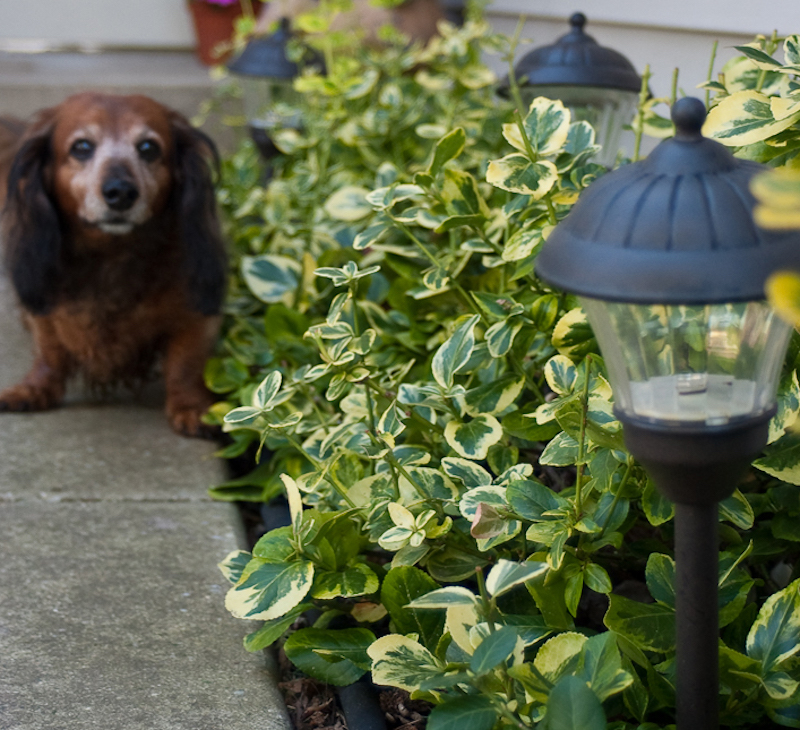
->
[672, 97, 707, 141]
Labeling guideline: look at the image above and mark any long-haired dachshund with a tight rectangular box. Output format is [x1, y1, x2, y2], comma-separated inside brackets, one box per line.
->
[0, 92, 227, 436]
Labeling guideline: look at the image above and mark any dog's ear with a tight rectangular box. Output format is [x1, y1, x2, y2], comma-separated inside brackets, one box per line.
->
[2, 110, 61, 314]
[170, 115, 227, 316]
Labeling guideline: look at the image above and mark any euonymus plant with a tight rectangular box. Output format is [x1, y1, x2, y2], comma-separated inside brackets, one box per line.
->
[212, 16, 800, 729]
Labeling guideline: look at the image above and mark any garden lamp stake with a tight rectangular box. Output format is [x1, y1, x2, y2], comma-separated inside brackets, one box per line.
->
[535, 96, 800, 729]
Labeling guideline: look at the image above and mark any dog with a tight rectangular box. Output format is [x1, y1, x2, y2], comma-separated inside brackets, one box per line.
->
[0, 92, 227, 437]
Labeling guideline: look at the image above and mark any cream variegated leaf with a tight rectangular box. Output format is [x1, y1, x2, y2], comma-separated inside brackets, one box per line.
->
[533, 632, 588, 681]
[747, 578, 800, 671]
[705, 90, 800, 146]
[310, 563, 379, 600]
[486, 155, 558, 198]
[502, 97, 570, 156]
[323, 186, 372, 221]
[446, 603, 481, 655]
[280, 474, 304, 534]
[368, 634, 445, 691]
[225, 559, 314, 621]
[444, 414, 503, 460]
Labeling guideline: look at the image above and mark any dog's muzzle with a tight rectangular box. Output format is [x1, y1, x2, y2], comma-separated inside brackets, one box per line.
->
[101, 176, 139, 212]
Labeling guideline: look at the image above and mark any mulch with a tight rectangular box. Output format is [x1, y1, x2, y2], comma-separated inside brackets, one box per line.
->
[277, 645, 429, 730]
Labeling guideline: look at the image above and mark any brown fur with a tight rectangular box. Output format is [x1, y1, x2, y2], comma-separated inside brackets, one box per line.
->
[0, 93, 227, 437]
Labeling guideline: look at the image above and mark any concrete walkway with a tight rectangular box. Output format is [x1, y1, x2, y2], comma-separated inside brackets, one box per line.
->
[0, 49, 289, 728]
[0, 276, 291, 730]
[0, 50, 290, 730]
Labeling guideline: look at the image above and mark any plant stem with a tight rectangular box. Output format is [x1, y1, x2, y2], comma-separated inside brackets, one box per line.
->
[475, 567, 496, 631]
[509, 354, 545, 404]
[705, 40, 719, 107]
[505, 18, 528, 118]
[633, 64, 651, 162]
[395, 221, 441, 269]
[573, 356, 592, 518]
[670, 67, 679, 106]
[597, 457, 633, 539]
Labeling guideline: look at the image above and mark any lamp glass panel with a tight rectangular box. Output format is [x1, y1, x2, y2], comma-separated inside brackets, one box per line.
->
[581, 298, 792, 425]
[520, 86, 638, 167]
[241, 76, 301, 131]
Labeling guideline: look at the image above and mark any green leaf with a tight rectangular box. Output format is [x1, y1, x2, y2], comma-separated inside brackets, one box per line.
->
[225, 558, 314, 621]
[584, 563, 613, 594]
[442, 168, 489, 218]
[243, 603, 312, 652]
[223, 405, 263, 426]
[427, 695, 498, 730]
[746, 577, 800, 672]
[719, 489, 754, 529]
[545, 355, 578, 395]
[505, 97, 571, 156]
[546, 675, 606, 730]
[464, 375, 525, 416]
[579, 632, 633, 701]
[484, 317, 525, 358]
[769, 370, 800, 443]
[755, 431, 800, 485]
[486, 154, 558, 198]
[366, 183, 424, 209]
[429, 127, 466, 177]
[441, 457, 493, 488]
[381, 566, 445, 651]
[507, 478, 567, 520]
[552, 308, 596, 360]
[432, 314, 480, 389]
[218, 549, 252, 585]
[353, 221, 389, 250]
[471, 625, 519, 674]
[535, 632, 587, 680]
[501, 228, 543, 262]
[642, 479, 675, 526]
[323, 185, 372, 221]
[407, 586, 479, 609]
[253, 371, 282, 410]
[539, 432, 580, 467]
[645, 554, 676, 607]
[604, 595, 675, 653]
[311, 563, 379, 600]
[368, 634, 445, 692]
[485, 558, 548, 598]
[284, 628, 375, 685]
[705, 90, 800, 146]
[241, 254, 301, 304]
[427, 545, 490, 582]
[733, 44, 783, 68]
[444, 414, 504, 460]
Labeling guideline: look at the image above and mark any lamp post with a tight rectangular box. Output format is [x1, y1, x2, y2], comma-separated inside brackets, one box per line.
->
[535, 96, 800, 729]
[501, 12, 641, 167]
[227, 18, 302, 160]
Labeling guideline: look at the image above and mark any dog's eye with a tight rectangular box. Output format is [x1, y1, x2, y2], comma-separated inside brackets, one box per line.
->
[69, 139, 95, 161]
[136, 139, 161, 162]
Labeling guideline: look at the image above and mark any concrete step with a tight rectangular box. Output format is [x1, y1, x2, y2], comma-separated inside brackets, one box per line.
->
[0, 50, 242, 150]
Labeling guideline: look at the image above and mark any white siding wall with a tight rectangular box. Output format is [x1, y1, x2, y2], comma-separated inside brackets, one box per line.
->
[484, 3, 798, 100]
[0, 0, 195, 50]
[0, 0, 796, 99]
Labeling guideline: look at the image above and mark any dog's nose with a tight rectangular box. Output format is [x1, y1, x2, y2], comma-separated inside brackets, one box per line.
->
[102, 177, 139, 211]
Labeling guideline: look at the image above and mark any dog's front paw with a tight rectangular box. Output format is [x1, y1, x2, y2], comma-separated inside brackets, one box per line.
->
[0, 382, 63, 412]
[167, 403, 219, 439]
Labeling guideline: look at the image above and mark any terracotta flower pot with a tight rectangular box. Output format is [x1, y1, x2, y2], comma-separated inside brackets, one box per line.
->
[188, 1, 261, 66]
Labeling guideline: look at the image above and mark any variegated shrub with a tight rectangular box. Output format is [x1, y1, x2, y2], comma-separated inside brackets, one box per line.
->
[211, 16, 800, 730]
